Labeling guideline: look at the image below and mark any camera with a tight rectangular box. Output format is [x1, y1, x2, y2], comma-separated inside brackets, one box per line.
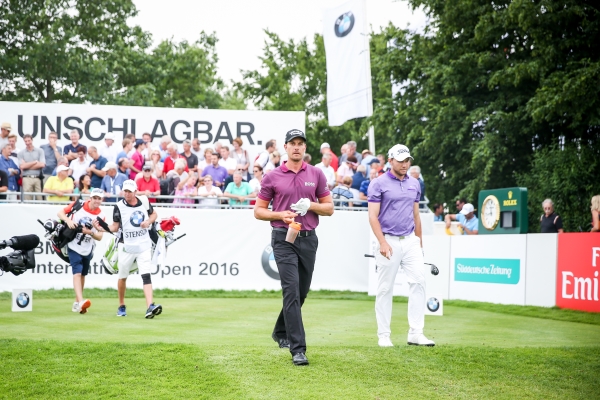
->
[0, 235, 39, 276]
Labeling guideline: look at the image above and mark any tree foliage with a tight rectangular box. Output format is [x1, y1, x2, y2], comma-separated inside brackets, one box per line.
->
[0, 0, 223, 109]
[235, 31, 369, 156]
[370, 0, 599, 229]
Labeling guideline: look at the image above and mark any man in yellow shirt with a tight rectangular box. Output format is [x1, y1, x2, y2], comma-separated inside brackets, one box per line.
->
[43, 165, 74, 201]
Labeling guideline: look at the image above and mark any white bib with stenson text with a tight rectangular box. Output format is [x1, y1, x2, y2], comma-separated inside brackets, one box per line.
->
[116, 197, 152, 254]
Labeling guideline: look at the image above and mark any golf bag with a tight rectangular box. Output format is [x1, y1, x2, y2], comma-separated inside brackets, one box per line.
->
[100, 216, 185, 275]
[38, 196, 88, 263]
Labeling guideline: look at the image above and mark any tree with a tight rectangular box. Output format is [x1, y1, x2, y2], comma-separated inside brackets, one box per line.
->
[235, 31, 368, 157]
[370, 0, 599, 225]
[0, 1, 223, 109]
[0, 0, 147, 103]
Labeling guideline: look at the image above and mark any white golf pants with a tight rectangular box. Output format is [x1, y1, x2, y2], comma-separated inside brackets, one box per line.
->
[375, 233, 426, 338]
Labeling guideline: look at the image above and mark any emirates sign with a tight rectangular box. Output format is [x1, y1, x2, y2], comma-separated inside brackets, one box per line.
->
[556, 233, 600, 312]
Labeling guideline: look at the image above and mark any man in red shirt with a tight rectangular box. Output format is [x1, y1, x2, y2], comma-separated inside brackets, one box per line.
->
[162, 142, 188, 177]
[136, 164, 160, 202]
[320, 142, 339, 172]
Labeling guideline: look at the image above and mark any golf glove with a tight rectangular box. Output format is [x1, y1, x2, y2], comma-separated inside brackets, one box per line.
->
[290, 198, 311, 216]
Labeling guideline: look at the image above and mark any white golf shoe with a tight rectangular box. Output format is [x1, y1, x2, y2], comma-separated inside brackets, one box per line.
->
[72, 302, 80, 313]
[407, 333, 435, 346]
[378, 336, 394, 347]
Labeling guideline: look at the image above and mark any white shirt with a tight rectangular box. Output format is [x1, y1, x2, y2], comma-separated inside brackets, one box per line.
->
[100, 143, 120, 164]
[218, 156, 237, 172]
[315, 162, 335, 187]
[255, 151, 270, 168]
[249, 178, 261, 193]
[191, 148, 205, 161]
[69, 158, 91, 183]
[198, 186, 222, 207]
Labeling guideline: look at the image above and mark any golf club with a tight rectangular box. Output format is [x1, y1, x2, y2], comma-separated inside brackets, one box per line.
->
[364, 254, 439, 276]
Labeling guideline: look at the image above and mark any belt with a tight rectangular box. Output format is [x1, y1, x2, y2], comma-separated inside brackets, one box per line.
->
[384, 233, 414, 240]
[23, 175, 40, 178]
[272, 227, 315, 237]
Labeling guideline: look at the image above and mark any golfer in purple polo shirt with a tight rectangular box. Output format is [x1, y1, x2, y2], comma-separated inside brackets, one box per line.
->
[254, 129, 334, 366]
[367, 144, 435, 347]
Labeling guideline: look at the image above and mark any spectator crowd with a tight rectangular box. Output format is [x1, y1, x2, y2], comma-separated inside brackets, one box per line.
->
[2, 120, 598, 233]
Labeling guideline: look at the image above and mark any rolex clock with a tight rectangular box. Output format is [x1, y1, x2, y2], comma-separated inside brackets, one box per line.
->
[478, 188, 528, 234]
[481, 195, 500, 230]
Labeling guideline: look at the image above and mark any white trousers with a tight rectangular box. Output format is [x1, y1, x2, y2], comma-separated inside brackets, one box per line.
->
[118, 248, 152, 279]
[375, 233, 426, 337]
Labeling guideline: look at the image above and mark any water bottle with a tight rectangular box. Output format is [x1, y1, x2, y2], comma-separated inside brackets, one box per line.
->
[285, 221, 302, 244]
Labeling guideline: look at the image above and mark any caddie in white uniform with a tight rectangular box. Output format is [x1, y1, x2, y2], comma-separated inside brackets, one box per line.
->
[367, 144, 435, 347]
[58, 188, 106, 314]
[94, 179, 162, 319]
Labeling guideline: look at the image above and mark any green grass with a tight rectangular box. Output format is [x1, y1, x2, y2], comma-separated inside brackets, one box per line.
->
[0, 292, 599, 399]
[2, 288, 598, 325]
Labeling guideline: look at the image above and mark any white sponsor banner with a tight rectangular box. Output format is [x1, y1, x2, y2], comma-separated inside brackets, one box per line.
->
[323, 0, 373, 126]
[0, 205, 369, 293]
[0, 101, 304, 160]
[449, 234, 527, 305]
[526, 233, 558, 307]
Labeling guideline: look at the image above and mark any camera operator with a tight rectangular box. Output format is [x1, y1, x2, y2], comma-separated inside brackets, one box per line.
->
[57, 188, 105, 314]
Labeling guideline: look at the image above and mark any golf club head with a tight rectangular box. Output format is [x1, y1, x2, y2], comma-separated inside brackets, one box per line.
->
[427, 263, 439, 275]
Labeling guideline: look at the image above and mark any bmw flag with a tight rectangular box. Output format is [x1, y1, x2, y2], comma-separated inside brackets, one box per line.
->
[323, 0, 372, 127]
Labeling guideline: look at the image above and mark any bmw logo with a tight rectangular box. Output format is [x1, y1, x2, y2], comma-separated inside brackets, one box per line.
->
[16, 292, 30, 309]
[427, 297, 440, 312]
[80, 216, 92, 226]
[261, 245, 280, 280]
[334, 11, 355, 38]
[130, 211, 145, 227]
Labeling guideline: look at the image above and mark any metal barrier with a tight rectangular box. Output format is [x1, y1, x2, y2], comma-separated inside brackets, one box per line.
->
[1, 191, 432, 212]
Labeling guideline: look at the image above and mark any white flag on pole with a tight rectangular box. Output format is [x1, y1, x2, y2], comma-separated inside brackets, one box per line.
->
[323, 0, 373, 127]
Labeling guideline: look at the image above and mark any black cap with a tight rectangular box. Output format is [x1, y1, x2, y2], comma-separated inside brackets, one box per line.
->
[285, 129, 306, 143]
[367, 158, 381, 165]
[134, 139, 145, 148]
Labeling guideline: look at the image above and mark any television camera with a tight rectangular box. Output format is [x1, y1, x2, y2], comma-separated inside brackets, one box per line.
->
[0, 235, 40, 276]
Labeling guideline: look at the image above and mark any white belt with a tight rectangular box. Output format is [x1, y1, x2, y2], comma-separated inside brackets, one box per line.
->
[384, 232, 415, 240]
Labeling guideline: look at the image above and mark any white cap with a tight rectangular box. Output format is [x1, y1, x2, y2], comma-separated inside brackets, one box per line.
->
[90, 188, 104, 198]
[320, 142, 330, 150]
[105, 133, 115, 140]
[102, 161, 118, 171]
[460, 203, 475, 215]
[122, 179, 137, 192]
[56, 165, 69, 173]
[388, 144, 413, 161]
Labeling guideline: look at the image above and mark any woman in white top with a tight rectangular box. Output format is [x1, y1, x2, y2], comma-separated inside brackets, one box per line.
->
[197, 148, 213, 176]
[231, 138, 250, 180]
[264, 151, 280, 171]
[249, 165, 263, 194]
[197, 174, 222, 208]
[148, 149, 164, 179]
[69, 145, 91, 186]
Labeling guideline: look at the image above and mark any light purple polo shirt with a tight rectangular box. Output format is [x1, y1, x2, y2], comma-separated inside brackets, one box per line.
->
[258, 161, 330, 231]
[367, 171, 421, 236]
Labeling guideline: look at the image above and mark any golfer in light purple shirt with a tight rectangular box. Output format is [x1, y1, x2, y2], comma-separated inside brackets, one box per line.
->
[367, 144, 435, 347]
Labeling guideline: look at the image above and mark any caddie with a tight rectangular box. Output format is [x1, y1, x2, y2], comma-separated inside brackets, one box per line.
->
[57, 188, 106, 314]
[93, 179, 162, 319]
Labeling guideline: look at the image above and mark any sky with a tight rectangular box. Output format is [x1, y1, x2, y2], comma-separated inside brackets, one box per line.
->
[131, 0, 428, 85]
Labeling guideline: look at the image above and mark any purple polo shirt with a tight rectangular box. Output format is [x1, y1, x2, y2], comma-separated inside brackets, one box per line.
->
[367, 171, 421, 236]
[258, 161, 330, 231]
[201, 164, 228, 185]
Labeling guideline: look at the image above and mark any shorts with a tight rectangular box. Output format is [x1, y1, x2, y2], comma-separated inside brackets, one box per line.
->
[68, 248, 93, 276]
[117, 247, 153, 279]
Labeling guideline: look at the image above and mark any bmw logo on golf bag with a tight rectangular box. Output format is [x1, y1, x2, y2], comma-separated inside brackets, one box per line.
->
[261, 244, 280, 280]
[79, 216, 92, 227]
[334, 11, 355, 38]
[427, 297, 440, 313]
[130, 211, 145, 227]
[16, 292, 30, 309]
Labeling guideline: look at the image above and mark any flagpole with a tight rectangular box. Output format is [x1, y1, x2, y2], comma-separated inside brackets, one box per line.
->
[363, 0, 375, 154]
